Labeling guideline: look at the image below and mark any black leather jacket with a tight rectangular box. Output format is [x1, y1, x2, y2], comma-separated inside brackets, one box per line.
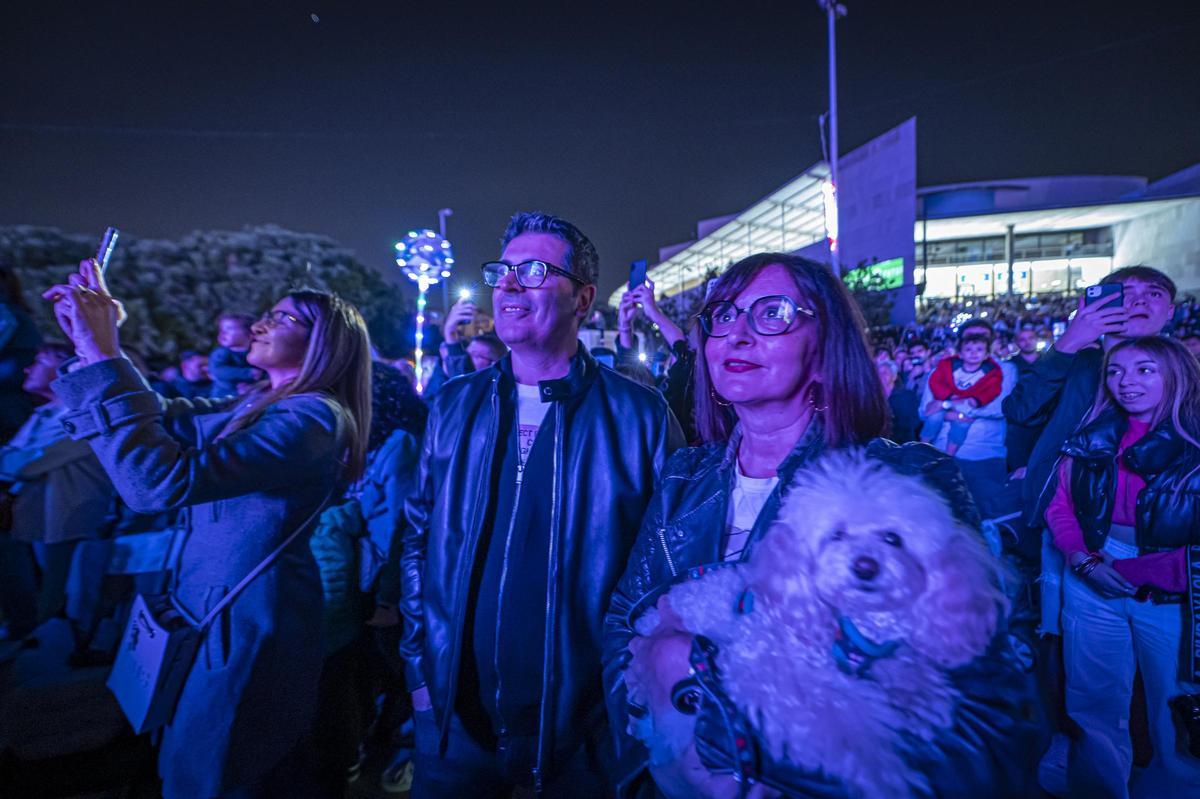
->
[603, 424, 1043, 797]
[400, 345, 683, 787]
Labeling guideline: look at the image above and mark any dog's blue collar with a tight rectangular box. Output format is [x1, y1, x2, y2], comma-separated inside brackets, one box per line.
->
[832, 614, 899, 677]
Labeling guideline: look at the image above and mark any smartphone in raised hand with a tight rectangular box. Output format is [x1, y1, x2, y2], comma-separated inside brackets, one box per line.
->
[629, 259, 648, 292]
[1084, 283, 1123, 307]
[95, 227, 120, 276]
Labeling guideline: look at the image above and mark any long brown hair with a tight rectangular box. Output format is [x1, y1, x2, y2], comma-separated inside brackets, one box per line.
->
[1086, 337, 1200, 459]
[222, 290, 373, 479]
[692, 252, 888, 447]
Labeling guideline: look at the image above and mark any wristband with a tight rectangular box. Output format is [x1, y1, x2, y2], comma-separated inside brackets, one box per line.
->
[1072, 553, 1103, 578]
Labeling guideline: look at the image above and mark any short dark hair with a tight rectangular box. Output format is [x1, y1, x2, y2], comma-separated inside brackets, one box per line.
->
[218, 312, 256, 331]
[501, 211, 599, 287]
[469, 332, 507, 358]
[957, 318, 993, 342]
[39, 341, 73, 362]
[960, 333, 991, 350]
[1101, 265, 1176, 301]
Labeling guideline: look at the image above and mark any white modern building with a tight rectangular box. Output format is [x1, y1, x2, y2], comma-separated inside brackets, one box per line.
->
[609, 120, 1200, 318]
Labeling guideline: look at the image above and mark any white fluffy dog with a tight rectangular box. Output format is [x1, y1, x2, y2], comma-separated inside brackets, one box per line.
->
[626, 451, 1009, 799]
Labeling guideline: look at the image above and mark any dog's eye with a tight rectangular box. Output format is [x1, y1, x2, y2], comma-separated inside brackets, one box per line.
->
[882, 531, 903, 547]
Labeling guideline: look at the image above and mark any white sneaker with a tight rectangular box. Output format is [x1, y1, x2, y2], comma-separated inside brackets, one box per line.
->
[1037, 733, 1070, 797]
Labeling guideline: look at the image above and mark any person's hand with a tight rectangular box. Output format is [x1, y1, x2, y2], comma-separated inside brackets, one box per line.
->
[1085, 561, 1136, 598]
[952, 399, 976, 415]
[411, 685, 432, 712]
[618, 291, 638, 328]
[442, 299, 476, 344]
[1069, 552, 1135, 598]
[365, 603, 400, 628]
[1056, 293, 1127, 354]
[42, 259, 125, 364]
[1009, 467, 1028, 481]
[628, 279, 663, 323]
[924, 400, 944, 417]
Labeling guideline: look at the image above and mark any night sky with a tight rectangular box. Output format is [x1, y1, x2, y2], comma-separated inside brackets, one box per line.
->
[2, 1, 1197, 305]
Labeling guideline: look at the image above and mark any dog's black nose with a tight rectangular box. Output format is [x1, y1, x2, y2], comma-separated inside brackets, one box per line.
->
[853, 556, 880, 581]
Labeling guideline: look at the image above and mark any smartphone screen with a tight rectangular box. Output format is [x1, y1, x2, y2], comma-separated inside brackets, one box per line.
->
[1084, 283, 1123, 306]
[95, 227, 119, 276]
[629, 259, 648, 292]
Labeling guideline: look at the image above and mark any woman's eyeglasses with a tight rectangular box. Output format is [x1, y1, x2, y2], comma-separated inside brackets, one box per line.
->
[481, 259, 587, 289]
[259, 309, 311, 328]
[699, 295, 815, 337]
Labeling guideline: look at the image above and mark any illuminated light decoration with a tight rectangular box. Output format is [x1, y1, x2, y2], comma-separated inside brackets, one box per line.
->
[395, 228, 455, 393]
[821, 179, 839, 255]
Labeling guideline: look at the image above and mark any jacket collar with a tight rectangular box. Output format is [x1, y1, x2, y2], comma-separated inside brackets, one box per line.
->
[494, 342, 598, 403]
[721, 414, 827, 481]
[1124, 421, 1188, 475]
[1064, 408, 1190, 475]
[1063, 408, 1124, 462]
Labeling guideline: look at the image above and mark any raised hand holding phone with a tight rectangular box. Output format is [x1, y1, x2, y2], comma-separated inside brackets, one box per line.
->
[443, 297, 477, 344]
[1056, 286, 1127, 354]
[42, 259, 125, 364]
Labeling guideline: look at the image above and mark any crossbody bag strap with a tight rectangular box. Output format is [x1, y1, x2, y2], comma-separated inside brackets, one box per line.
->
[195, 484, 336, 632]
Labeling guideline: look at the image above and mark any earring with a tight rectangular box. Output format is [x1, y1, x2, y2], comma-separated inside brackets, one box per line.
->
[807, 382, 828, 413]
[710, 387, 732, 407]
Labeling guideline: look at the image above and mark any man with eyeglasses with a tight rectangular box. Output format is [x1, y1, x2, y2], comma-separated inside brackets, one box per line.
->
[400, 211, 683, 797]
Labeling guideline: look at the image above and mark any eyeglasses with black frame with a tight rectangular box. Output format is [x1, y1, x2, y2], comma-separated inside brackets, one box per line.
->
[259, 309, 312, 328]
[699, 295, 815, 337]
[481, 259, 587, 289]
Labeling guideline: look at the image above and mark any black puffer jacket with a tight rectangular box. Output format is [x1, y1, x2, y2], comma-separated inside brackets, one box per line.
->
[1061, 410, 1200, 683]
[603, 423, 1043, 798]
[400, 345, 683, 786]
[1063, 409, 1200, 553]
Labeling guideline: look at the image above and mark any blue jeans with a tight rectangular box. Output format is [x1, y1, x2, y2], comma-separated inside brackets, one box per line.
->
[411, 707, 609, 799]
[920, 410, 972, 447]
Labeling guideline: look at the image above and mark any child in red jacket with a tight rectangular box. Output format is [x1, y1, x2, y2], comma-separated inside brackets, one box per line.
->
[920, 334, 1003, 455]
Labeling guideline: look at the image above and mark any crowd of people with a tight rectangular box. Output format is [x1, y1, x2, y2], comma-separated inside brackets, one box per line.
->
[1, 210, 1198, 799]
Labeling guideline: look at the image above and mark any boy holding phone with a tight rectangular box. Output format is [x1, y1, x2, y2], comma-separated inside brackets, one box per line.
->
[1006, 266, 1177, 526]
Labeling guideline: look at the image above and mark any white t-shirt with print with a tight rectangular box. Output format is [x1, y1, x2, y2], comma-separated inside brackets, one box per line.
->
[723, 467, 779, 561]
[515, 383, 551, 485]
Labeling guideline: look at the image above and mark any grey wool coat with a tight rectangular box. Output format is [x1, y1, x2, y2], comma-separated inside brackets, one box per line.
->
[53, 357, 348, 798]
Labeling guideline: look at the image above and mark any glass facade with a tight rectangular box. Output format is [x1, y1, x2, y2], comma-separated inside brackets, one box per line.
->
[915, 227, 1114, 299]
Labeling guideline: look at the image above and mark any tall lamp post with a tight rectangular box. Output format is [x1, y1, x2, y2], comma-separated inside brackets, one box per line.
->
[395, 228, 455, 393]
[817, 1, 847, 275]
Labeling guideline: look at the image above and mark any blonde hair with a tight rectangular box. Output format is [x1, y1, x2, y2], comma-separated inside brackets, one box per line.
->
[1085, 336, 1200, 485]
[222, 290, 373, 479]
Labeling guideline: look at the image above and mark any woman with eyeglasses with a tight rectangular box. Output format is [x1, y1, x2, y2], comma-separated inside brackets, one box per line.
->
[603, 253, 1040, 798]
[43, 261, 371, 799]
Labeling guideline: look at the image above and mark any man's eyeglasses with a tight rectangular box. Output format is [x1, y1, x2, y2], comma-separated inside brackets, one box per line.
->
[699, 295, 815, 337]
[481, 260, 588, 289]
[260, 309, 311, 328]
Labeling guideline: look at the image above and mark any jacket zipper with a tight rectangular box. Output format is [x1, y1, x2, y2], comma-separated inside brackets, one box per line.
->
[493, 419, 526, 735]
[657, 526, 678, 578]
[534, 406, 565, 796]
[442, 378, 500, 746]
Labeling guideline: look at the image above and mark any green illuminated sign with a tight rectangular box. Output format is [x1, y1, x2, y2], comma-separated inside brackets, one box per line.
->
[843, 257, 904, 291]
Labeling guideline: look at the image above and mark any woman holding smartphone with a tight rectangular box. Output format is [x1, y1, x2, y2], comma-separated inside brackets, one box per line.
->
[1046, 336, 1200, 797]
[44, 260, 371, 798]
